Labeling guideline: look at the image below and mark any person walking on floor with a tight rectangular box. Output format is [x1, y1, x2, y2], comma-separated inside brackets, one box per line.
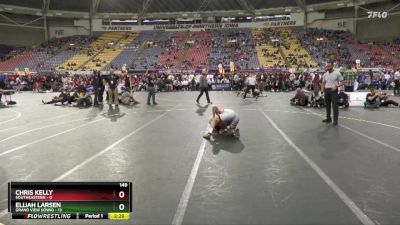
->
[196, 73, 212, 104]
[322, 63, 344, 126]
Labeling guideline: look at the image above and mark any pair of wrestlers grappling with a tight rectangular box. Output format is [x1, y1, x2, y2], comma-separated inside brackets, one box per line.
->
[203, 106, 240, 139]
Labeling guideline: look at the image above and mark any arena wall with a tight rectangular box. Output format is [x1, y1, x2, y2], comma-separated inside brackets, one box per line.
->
[0, 24, 45, 46]
[356, 13, 400, 41]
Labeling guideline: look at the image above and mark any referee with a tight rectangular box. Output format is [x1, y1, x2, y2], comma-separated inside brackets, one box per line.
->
[321, 63, 344, 126]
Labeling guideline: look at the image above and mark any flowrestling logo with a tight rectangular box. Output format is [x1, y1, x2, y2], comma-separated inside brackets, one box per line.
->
[362, 2, 399, 19]
[367, 11, 388, 18]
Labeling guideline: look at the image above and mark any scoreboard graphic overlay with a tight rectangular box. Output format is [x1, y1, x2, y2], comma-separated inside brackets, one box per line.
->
[8, 182, 132, 220]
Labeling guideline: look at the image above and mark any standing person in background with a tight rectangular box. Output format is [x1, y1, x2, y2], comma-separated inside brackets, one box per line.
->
[123, 70, 130, 90]
[99, 72, 106, 105]
[394, 69, 400, 95]
[321, 63, 344, 126]
[196, 72, 212, 104]
[147, 74, 157, 105]
[0, 77, 5, 102]
[92, 69, 101, 107]
[106, 70, 120, 110]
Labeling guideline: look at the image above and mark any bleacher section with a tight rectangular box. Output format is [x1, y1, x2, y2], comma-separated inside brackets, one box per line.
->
[209, 29, 260, 70]
[272, 28, 317, 68]
[58, 32, 126, 71]
[1, 28, 399, 72]
[83, 32, 136, 70]
[0, 51, 36, 72]
[105, 31, 154, 70]
[209, 29, 233, 69]
[182, 30, 212, 70]
[159, 31, 188, 69]
[253, 28, 285, 68]
[345, 33, 400, 68]
[233, 29, 260, 70]
[132, 31, 173, 70]
[294, 28, 352, 67]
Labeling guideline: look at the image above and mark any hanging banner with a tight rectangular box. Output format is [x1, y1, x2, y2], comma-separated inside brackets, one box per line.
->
[97, 20, 301, 32]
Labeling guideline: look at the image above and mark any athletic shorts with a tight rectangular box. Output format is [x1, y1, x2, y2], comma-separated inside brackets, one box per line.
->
[229, 114, 240, 129]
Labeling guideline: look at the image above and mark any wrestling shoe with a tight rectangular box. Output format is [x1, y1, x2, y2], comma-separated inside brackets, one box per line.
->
[202, 133, 211, 140]
[233, 128, 240, 138]
[322, 118, 332, 123]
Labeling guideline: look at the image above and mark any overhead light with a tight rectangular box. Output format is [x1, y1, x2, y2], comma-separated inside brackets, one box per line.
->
[36, 12, 42, 16]
[238, 12, 244, 15]
[337, 3, 344, 6]
[55, 12, 62, 16]
[4, 7, 13, 10]
[47, 13, 53, 16]
[285, 8, 291, 12]
[182, 13, 187, 17]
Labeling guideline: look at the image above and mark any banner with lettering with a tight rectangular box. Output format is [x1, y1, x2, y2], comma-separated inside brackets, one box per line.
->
[96, 20, 300, 32]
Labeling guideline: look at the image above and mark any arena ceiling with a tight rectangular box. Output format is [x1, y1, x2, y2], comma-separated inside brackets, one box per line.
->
[0, 0, 393, 19]
[0, 0, 339, 12]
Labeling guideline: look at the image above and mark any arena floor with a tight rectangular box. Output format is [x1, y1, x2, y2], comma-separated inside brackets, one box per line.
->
[1, 91, 400, 225]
